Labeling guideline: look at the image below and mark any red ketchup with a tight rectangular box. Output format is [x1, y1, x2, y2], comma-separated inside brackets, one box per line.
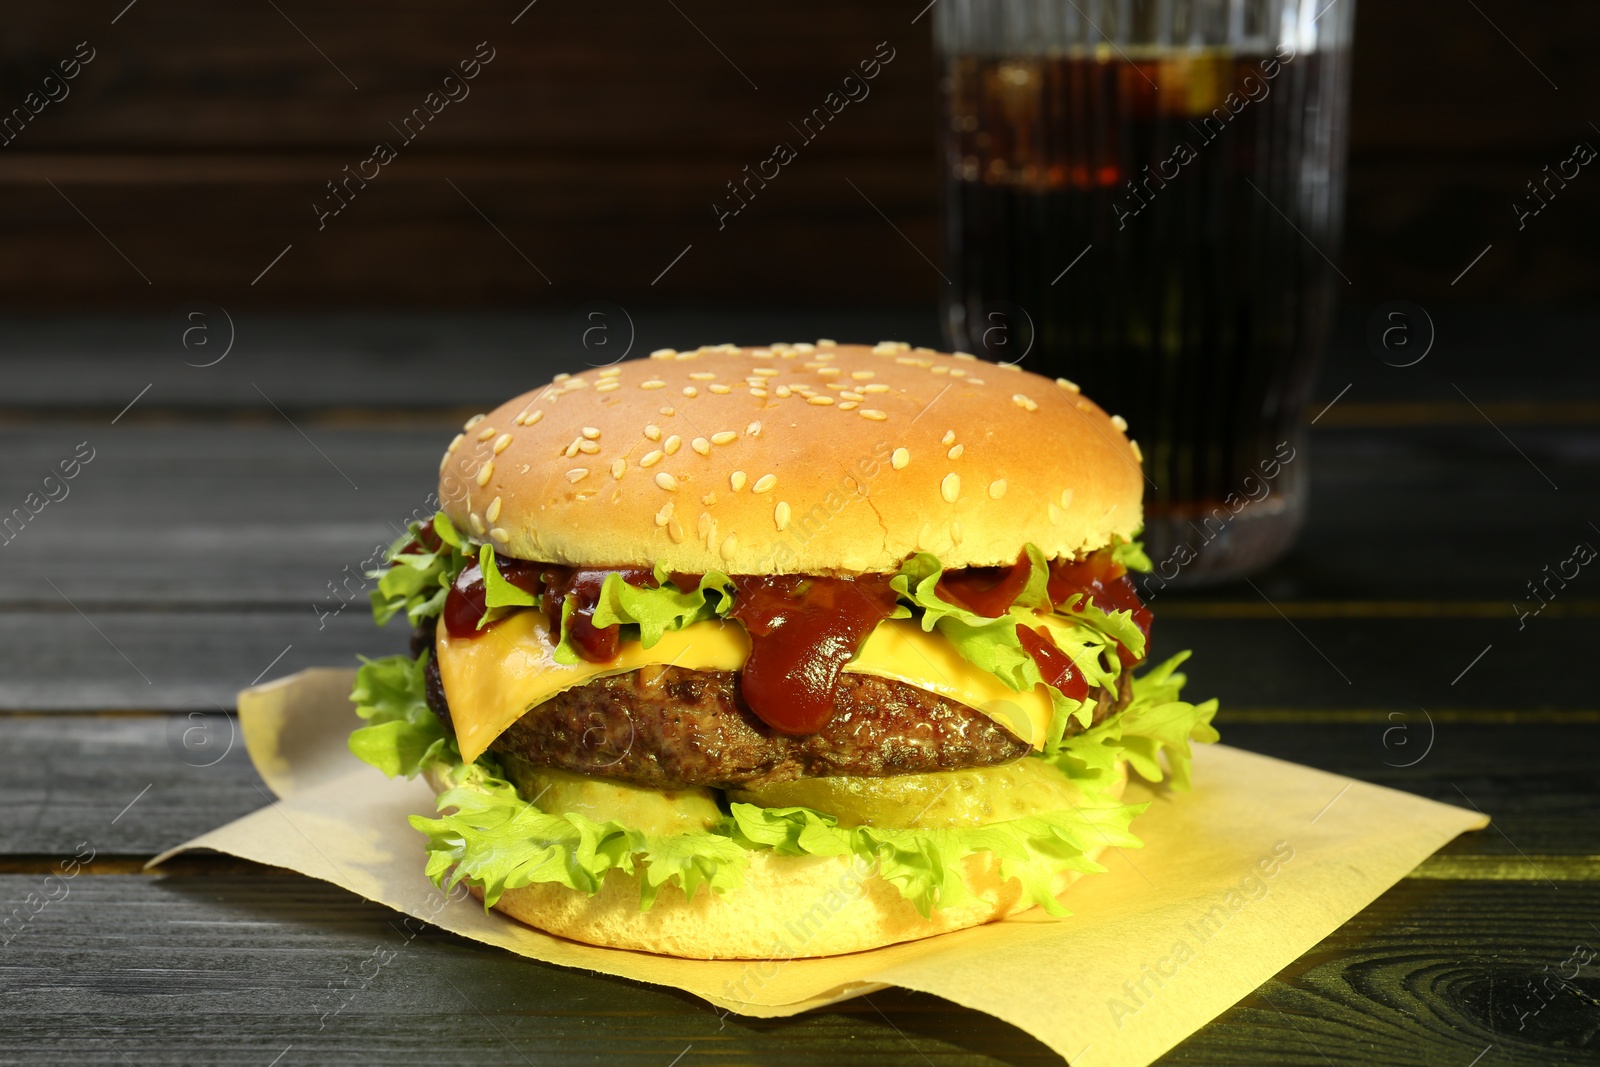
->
[439, 554, 547, 640]
[729, 575, 900, 735]
[1016, 625, 1090, 702]
[935, 549, 1033, 618]
[394, 519, 443, 557]
[540, 565, 655, 663]
[1045, 548, 1152, 668]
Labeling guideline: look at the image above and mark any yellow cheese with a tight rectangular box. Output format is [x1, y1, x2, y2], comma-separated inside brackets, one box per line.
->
[437, 611, 1059, 763]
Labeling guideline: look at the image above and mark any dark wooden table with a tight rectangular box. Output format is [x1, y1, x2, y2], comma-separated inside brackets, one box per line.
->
[3, 307, 1596, 1065]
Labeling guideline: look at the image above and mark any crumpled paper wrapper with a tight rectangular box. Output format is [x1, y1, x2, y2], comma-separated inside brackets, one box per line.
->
[154, 669, 1486, 1066]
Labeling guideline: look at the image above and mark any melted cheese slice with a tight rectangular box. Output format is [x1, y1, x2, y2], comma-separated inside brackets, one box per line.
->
[437, 611, 1058, 763]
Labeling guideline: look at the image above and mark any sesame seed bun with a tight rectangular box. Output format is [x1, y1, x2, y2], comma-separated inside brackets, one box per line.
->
[438, 341, 1143, 574]
[430, 761, 1128, 959]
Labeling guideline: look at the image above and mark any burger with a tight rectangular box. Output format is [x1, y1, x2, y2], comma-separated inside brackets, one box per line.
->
[348, 341, 1217, 960]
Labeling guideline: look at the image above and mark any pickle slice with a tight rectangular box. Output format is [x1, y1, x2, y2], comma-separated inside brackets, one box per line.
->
[501, 756, 722, 835]
[729, 758, 1088, 828]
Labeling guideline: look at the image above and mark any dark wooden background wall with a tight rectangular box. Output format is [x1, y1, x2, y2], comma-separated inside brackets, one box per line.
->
[1, 0, 1594, 309]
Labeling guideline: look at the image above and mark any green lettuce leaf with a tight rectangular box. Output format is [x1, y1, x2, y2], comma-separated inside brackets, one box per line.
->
[367, 512, 471, 627]
[1046, 651, 1220, 789]
[347, 653, 448, 778]
[891, 551, 1042, 691]
[1111, 537, 1154, 574]
[590, 566, 736, 649]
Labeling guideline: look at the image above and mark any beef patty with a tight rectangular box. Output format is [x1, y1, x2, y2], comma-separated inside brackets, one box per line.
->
[417, 622, 1133, 789]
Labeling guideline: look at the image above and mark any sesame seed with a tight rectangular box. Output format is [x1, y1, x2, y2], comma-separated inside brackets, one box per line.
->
[1047, 502, 1066, 524]
[873, 342, 898, 354]
[720, 533, 738, 560]
[747, 421, 762, 436]
[709, 383, 731, 394]
[448, 433, 465, 453]
[988, 479, 1007, 499]
[596, 381, 620, 392]
[650, 348, 676, 359]
[863, 383, 890, 394]
[892, 447, 909, 470]
[660, 406, 676, 416]
[689, 372, 716, 381]
[941, 473, 961, 502]
[968, 378, 986, 385]
[953, 351, 976, 360]
[851, 371, 876, 380]
[526, 410, 543, 425]
[932, 365, 950, 375]
[1110, 414, 1129, 432]
[567, 468, 588, 483]
[664, 434, 681, 455]
[775, 385, 792, 398]
[645, 424, 662, 441]
[578, 440, 600, 454]
[753, 474, 777, 494]
[999, 362, 1022, 372]
[948, 444, 964, 459]
[702, 491, 717, 506]
[817, 338, 836, 346]
[464, 414, 486, 430]
[839, 401, 860, 410]
[654, 501, 674, 527]
[730, 471, 747, 492]
[667, 517, 684, 543]
[490, 527, 510, 544]
[950, 368, 966, 378]
[840, 391, 865, 402]
[641, 450, 663, 467]
[486, 496, 503, 522]
[942, 430, 956, 446]
[655, 472, 678, 492]
[711, 430, 737, 445]
[563, 439, 581, 458]
[1130, 439, 1144, 463]
[794, 342, 816, 354]
[1056, 377, 1080, 392]
[807, 395, 834, 406]
[1013, 393, 1039, 412]
[774, 501, 791, 531]
[816, 366, 841, 377]
[860, 409, 887, 421]
[476, 461, 494, 486]
[692, 437, 711, 456]
[641, 380, 667, 390]
[599, 366, 623, 378]
[698, 512, 714, 541]
[477, 426, 498, 441]
[553, 373, 571, 382]
[612, 458, 627, 479]
[582, 426, 601, 439]
[683, 386, 699, 398]
[754, 367, 780, 377]
[1060, 489, 1074, 508]
[950, 521, 963, 545]
[469, 513, 485, 535]
[750, 388, 768, 398]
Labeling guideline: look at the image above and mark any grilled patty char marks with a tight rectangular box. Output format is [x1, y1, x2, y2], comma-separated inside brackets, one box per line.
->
[421, 638, 1134, 789]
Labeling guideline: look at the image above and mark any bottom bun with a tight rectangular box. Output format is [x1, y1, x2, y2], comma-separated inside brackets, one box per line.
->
[436, 761, 1127, 960]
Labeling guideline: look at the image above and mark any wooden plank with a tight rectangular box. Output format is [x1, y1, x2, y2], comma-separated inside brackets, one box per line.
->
[0, 715, 1591, 859]
[0, 421, 1595, 610]
[0, 872, 1590, 1065]
[0, 608, 1591, 713]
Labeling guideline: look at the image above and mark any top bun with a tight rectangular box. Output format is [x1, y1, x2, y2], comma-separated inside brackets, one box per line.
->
[438, 342, 1143, 574]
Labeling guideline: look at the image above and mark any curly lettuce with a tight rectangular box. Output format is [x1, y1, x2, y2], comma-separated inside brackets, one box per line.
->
[367, 512, 471, 627]
[347, 647, 1216, 917]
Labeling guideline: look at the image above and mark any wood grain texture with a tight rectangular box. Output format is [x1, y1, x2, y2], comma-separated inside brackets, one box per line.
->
[0, 715, 1590, 860]
[0, 1, 1596, 304]
[0, 873, 1593, 1065]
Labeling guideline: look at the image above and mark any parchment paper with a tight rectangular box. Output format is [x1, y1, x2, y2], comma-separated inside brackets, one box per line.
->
[154, 669, 1487, 1067]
